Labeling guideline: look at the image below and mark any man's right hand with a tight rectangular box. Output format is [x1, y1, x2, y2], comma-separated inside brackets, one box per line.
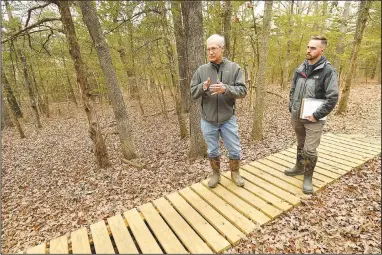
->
[203, 77, 211, 91]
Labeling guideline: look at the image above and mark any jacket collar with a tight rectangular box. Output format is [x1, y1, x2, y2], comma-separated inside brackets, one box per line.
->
[210, 57, 228, 68]
[296, 56, 328, 77]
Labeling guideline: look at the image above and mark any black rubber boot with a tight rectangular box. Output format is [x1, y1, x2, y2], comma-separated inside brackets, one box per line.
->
[229, 158, 244, 187]
[285, 146, 306, 176]
[303, 155, 317, 194]
[208, 156, 221, 188]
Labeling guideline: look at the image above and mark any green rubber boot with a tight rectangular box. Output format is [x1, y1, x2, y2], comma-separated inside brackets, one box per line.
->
[303, 155, 317, 194]
[285, 146, 306, 176]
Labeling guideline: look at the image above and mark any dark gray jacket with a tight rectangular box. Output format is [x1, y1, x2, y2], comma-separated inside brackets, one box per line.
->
[190, 58, 247, 124]
[289, 57, 339, 120]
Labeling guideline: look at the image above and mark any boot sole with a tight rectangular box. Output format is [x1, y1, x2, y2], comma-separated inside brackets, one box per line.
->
[208, 178, 221, 188]
[284, 171, 304, 176]
[303, 189, 313, 194]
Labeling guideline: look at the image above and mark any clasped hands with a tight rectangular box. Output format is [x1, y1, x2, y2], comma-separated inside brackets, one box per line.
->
[203, 77, 226, 95]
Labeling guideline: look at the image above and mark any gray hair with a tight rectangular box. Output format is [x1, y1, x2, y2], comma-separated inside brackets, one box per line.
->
[207, 34, 225, 47]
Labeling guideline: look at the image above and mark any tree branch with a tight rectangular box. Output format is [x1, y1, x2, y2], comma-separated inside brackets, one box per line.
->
[25, 2, 52, 27]
[105, 9, 162, 35]
[2, 18, 61, 43]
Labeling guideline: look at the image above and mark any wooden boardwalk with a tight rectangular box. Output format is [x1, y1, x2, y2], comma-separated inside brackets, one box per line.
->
[22, 133, 381, 254]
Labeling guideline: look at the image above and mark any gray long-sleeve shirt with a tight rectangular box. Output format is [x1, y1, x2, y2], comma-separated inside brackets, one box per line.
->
[190, 58, 247, 124]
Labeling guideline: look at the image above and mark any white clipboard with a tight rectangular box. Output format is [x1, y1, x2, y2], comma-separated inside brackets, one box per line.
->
[300, 98, 327, 120]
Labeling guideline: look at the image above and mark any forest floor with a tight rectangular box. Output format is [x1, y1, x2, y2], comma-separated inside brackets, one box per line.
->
[1, 82, 381, 254]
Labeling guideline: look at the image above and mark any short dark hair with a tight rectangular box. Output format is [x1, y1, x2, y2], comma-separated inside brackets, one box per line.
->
[311, 35, 327, 48]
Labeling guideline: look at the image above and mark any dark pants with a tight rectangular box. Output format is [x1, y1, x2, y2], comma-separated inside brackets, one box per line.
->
[291, 116, 325, 157]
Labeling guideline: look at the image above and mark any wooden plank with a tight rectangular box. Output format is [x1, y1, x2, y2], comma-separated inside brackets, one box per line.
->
[90, 220, 115, 254]
[242, 163, 307, 197]
[277, 150, 344, 177]
[219, 176, 282, 218]
[282, 149, 347, 175]
[261, 157, 325, 188]
[318, 146, 365, 164]
[240, 165, 302, 203]
[266, 155, 328, 186]
[272, 153, 336, 183]
[107, 214, 139, 254]
[285, 148, 351, 172]
[253, 160, 318, 193]
[200, 180, 271, 225]
[71, 228, 91, 254]
[313, 149, 360, 167]
[153, 197, 213, 254]
[351, 136, 381, 146]
[166, 192, 231, 253]
[320, 142, 373, 160]
[191, 183, 256, 235]
[179, 187, 245, 244]
[239, 166, 301, 205]
[328, 133, 381, 148]
[321, 137, 378, 156]
[139, 202, 188, 254]
[324, 133, 381, 151]
[274, 152, 341, 180]
[222, 171, 293, 211]
[123, 209, 163, 254]
[26, 243, 46, 254]
[49, 235, 68, 254]
[325, 133, 381, 151]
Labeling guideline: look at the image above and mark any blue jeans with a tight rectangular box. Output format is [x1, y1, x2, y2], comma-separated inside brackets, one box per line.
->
[200, 115, 241, 160]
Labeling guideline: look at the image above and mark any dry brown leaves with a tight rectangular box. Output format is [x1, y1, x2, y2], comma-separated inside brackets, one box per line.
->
[1, 83, 380, 253]
[226, 156, 381, 254]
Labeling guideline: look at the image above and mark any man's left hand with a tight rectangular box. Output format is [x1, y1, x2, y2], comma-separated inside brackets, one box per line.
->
[305, 115, 317, 122]
[210, 83, 226, 95]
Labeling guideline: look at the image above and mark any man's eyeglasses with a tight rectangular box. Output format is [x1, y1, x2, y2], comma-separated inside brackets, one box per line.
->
[207, 46, 222, 52]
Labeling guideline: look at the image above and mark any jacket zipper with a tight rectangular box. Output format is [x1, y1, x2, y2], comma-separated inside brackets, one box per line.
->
[215, 66, 220, 123]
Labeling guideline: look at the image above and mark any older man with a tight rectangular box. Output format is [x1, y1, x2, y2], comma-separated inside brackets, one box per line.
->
[286, 36, 339, 194]
[190, 34, 247, 188]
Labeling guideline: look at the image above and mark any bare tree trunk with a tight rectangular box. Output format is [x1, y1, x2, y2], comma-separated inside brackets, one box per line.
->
[337, 1, 372, 114]
[171, 1, 190, 113]
[321, 1, 328, 34]
[334, 1, 351, 81]
[182, 1, 207, 159]
[56, 0, 111, 168]
[251, 1, 273, 141]
[37, 68, 50, 118]
[371, 51, 380, 80]
[312, 1, 319, 31]
[282, 1, 294, 90]
[4, 94, 25, 138]
[1, 94, 14, 129]
[222, 0, 232, 59]
[62, 55, 78, 106]
[155, 78, 168, 119]
[249, 1, 260, 109]
[116, 35, 144, 115]
[29, 64, 47, 116]
[160, 3, 187, 139]
[78, 1, 137, 160]
[1, 67, 22, 118]
[19, 50, 42, 128]
[125, 7, 140, 101]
